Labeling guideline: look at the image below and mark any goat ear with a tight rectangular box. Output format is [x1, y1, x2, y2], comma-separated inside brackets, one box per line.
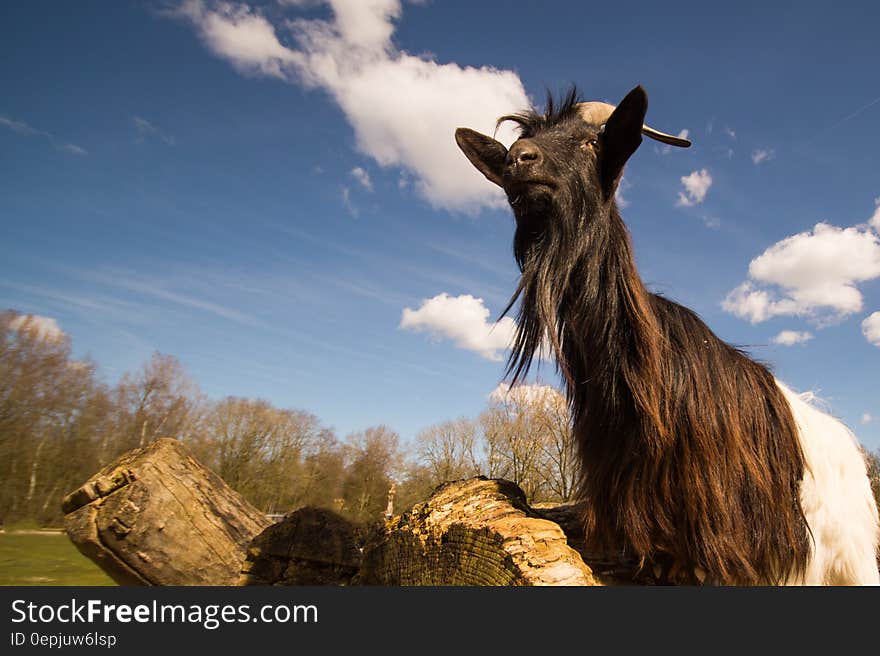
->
[599, 86, 648, 199]
[455, 128, 508, 187]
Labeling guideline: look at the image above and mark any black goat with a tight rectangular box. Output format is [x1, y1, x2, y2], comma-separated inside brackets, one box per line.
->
[455, 85, 879, 585]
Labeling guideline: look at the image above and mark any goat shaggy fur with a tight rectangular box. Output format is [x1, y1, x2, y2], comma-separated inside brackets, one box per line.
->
[455, 85, 879, 585]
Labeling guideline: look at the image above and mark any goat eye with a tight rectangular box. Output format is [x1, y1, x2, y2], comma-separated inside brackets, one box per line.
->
[585, 138, 598, 149]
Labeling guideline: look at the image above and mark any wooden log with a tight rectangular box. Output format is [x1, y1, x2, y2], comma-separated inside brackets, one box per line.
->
[357, 477, 602, 585]
[239, 507, 364, 586]
[64, 440, 642, 585]
[62, 438, 271, 585]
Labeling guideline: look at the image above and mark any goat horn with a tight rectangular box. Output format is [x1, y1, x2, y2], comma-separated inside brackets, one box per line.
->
[576, 102, 691, 148]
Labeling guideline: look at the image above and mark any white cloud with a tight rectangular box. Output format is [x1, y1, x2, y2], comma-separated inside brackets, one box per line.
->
[133, 116, 175, 145]
[862, 311, 880, 346]
[615, 176, 631, 208]
[869, 197, 880, 232]
[400, 293, 516, 361]
[488, 382, 564, 408]
[176, 0, 528, 213]
[0, 114, 87, 155]
[722, 283, 781, 323]
[723, 220, 880, 324]
[724, 126, 736, 139]
[861, 413, 873, 425]
[0, 115, 39, 135]
[751, 148, 775, 164]
[350, 166, 373, 191]
[176, 0, 302, 78]
[770, 329, 813, 346]
[60, 143, 88, 155]
[7, 314, 66, 342]
[676, 169, 712, 207]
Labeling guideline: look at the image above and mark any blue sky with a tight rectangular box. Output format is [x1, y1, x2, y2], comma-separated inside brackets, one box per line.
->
[2, 0, 879, 450]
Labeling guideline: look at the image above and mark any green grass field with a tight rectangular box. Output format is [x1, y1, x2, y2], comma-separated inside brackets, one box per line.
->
[0, 531, 116, 586]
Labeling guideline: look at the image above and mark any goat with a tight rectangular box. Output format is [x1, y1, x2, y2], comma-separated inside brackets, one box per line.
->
[455, 85, 880, 585]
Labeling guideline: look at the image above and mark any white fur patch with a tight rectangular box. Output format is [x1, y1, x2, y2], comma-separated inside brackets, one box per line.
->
[777, 381, 880, 585]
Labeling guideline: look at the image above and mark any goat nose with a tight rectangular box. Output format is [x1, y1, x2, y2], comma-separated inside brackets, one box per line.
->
[507, 141, 542, 167]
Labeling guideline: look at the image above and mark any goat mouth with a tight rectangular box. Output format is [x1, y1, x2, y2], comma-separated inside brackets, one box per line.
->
[505, 179, 557, 207]
[506, 178, 557, 192]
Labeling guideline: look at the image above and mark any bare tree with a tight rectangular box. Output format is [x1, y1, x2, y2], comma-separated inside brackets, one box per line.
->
[295, 434, 346, 513]
[415, 418, 481, 486]
[531, 387, 578, 502]
[340, 426, 402, 523]
[111, 352, 200, 457]
[189, 396, 340, 515]
[0, 311, 109, 524]
[478, 384, 575, 504]
[1, 309, 581, 530]
[393, 461, 437, 515]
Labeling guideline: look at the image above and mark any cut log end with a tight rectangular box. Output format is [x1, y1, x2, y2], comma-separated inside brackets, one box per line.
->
[357, 477, 602, 586]
[62, 438, 271, 586]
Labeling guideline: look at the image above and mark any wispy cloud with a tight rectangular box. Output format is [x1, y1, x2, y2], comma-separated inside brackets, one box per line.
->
[172, 0, 528, 213]
[133, 115, 175, 145]
[818, 94, 880, 136]
[676, 169, 712, 207]
[340, 186, 358, 217]
[0, 279, 140, 316]
[82, 270, 266, 328]
[751, 148, 775, 164]
[350, 166, 373, 191]
[700, 215, 721, 230]
[328, 277, 401, 306]
[861, 413, 874, 425]
[0, 116, 39, 135]
[401, 264, 510, 308]
[0, 114, 87, 155]
[615, 176, 631, 207]
[61, 143, 88, 155]
[430, 244, 515, 281]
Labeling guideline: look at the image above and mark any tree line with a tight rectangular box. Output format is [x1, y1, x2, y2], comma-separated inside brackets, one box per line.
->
[0, 310, 582, 527]
[4, 310, 879, 527]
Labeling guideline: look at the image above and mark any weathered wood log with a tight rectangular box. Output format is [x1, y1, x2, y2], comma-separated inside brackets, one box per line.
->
[62, 438, 271, 585]
[65, 440, 645, 585]
[357, 477, 601, 585]
[238, 507, 364, 586]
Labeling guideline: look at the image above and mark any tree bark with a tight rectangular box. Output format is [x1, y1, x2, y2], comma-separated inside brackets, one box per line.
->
[64, 442, 641, 586]
[62, 437, 271, 585]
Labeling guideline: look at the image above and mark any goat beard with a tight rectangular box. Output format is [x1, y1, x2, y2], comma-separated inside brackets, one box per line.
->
[505, 197, 591, 386]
